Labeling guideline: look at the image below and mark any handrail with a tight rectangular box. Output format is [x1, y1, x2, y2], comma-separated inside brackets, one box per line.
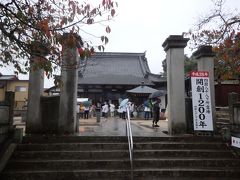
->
[126, 105, 134, 180]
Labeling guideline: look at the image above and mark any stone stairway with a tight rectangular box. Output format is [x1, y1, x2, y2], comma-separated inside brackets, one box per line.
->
[133, 136, 240, 179]
[216, 107, 230, 131]
[0, 136, 240, 180]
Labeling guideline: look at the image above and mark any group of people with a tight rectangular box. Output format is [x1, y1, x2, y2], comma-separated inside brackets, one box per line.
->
[76, 103, 91, 119]
[117, 101, 135, 119]
[76, 98, 163, 128]
[76, 101, 116, 120]
[144, 97, 162, 127]
[101, 101, 116, 118]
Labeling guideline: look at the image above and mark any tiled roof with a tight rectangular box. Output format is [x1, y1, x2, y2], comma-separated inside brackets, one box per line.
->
[78, 52, 165, 85]
[127, 85, 158, 94]
[0, 75, 18, 81]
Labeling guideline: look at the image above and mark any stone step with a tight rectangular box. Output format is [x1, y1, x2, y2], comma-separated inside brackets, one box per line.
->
[12, 150, 130, 160]
[12, 149, 235, 160]
[1, 135, 239, 180]
[216, 118, 230, 123]
[134, 149, 235, 158]
[134, 142, 227, 150]
[133, 136, 223, 143]
[1, 168, 240, 180]
[4, 159, 131, 171]
[22, 136, 128, 144]
[133, 158, 240, 168]
[16, 141, 227, 151]
[133, 168, 240, 179]
[0, 169, 131, 180]
[17, 142, 128, 151]
[5, 158, 240, 171]
[22, 135, 223, 144]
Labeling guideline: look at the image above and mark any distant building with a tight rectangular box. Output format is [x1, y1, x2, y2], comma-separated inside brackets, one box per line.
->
[215, 80, 240, 107]
[77, 52, 167, 106]
[0, 73, 29, 109]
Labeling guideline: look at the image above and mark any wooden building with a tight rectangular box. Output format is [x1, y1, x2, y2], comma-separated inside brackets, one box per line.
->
[0, 73, 29, 109]
[215, 80, 240, 107]
[77, 52, 166, 106]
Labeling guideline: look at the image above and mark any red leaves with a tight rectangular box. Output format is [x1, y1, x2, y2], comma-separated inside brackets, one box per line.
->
[36, 19, 52, 38]
[78, 47, 84, 56]
[78, 47, 95, 59]
[106, 26, 111, 33]
[224, 38, 232, 48]
[90, 47, 94, 54]
[101, 36, 109, 44]
[102, 0, 106, 6]
[111, 9, 115, 17]
[0, 0, 118, 76]
[87, 18, 94, 24]
[98, 45, 105, 52]
[214, 30, 240, 80]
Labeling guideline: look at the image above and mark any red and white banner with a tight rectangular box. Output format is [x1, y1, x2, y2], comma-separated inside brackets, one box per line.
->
[190, 71, 213, 131]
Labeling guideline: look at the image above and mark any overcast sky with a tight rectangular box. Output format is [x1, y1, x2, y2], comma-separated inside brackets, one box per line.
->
[1, 0, 240, 88]
[105, 0, 240, 74]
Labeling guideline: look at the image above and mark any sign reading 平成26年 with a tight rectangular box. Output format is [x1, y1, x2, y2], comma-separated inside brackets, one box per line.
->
[190, 71, 213, 131]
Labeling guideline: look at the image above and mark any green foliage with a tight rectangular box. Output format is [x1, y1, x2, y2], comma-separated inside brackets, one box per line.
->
[184, 56, 197, 74]
[161, 55, 197, 76]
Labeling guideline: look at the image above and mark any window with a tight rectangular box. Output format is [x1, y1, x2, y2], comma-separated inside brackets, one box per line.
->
[15, 86, 27, 92]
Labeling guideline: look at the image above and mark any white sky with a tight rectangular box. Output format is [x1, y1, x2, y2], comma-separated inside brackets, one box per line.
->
[1, 0, 240, 88]
[105, 0, 240, 74]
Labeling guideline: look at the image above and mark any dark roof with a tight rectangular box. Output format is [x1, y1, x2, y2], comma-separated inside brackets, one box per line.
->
[127, 85, 158, 94]
[78, 52, 165, 85]
[0, 75, 18, 81]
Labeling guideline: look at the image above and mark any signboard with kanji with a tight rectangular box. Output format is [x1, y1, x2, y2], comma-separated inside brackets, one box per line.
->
[190, 71, 213, 131]
[232, 136, 240, 148]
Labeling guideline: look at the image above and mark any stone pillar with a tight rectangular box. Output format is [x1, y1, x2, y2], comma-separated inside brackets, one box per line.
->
[162, 35, 189, 135]
[58, 34, 78, 134]
[193, 46, 216, 132]
[26, 61, 44, 134]
[228, 92, 238, 126]
[4, 91, 15, 127]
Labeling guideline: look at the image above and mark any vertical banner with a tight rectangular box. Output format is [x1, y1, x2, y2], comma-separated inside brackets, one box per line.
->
[190, 71, 213, 131]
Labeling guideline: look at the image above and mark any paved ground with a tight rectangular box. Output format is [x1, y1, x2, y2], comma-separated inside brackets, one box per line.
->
[78, 116, 169, 137]
[14, 116, 169, 137]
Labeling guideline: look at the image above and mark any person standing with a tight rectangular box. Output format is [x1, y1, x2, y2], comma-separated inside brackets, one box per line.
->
[129, 102, 135, 118]
[117, 105, 123, 119]
[152, 98, 161, 127]
[76, 103, 80, 132]
[122, 104, 127, 119]
[110, 103, 115, 117]
[84, 106, 90, 119]
[144, 104, 151, 120]
[102, 102, 109, 118]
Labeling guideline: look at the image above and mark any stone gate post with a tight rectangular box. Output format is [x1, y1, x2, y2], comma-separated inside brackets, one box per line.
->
[58, 33, 78, 134]
[162, 35, 189, 135]
[26, 61, 44, 134]
[193, 46, 216, 132]
[228, 92, 238, 125]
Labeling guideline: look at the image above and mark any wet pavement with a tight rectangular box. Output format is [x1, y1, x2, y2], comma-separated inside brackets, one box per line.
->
[78, 116, 169, 137]
[14, 116, 169, 137]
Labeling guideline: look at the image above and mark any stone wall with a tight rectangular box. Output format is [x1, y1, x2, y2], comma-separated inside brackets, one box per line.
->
[0, 106, 9, 144]
[41, 96, 60, 134]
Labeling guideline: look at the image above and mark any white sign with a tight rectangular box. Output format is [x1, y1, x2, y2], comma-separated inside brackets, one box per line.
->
[190, 71, 213, 131]
[232, 136, 240, 148]
[77, 98, 88, 103]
